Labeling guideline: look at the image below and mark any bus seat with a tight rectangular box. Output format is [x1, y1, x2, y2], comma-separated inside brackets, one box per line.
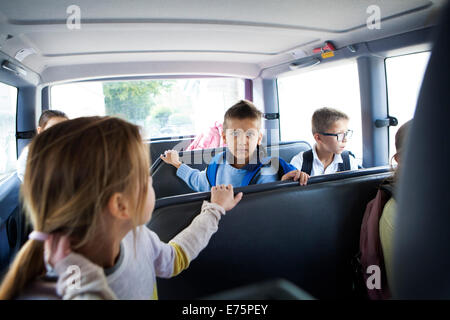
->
[0, 173, 28, 279]
[151, 141, 311, 199]
[394, 3, 450, 299]
[268, 140, 311, 163]
[148, 167, 391, 299]
[148, 138, 194, 165]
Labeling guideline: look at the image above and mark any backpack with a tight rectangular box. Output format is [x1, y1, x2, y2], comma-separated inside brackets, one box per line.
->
[354, 183, 394, 300]
[206, 151, 296, 187]
[186, 121, 225, 151]
[301, 149, 354, 175]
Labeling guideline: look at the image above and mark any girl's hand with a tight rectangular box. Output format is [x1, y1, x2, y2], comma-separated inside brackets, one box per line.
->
[210, 184, 243, 211]
[44, 233, 72, 268]
[160, 150, 182, 169]
[281, 170, 310, 186]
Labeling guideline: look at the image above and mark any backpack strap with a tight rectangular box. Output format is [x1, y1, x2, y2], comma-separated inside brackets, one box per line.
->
[301, 150, 313, 175]
[206, 152, 226, 187]
[338, 150, 353, 172]
[246, 157, 297, 186]
[359, 185, 393, 299]
[380, 183, 395, 200]
[242, 162, 264, 187]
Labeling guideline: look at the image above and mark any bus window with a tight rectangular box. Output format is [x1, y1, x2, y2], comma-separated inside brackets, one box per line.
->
[277, 61, 362, 166]
[385, 51, 431, 160]
[0, 82, 18, 181]
[51, 78, 245, 140]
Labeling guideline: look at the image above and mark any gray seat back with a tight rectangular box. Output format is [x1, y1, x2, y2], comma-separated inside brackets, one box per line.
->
[151, 141, 311, 199]
[148, 167, 391, 299]
[394, 4, 450, 299]
[0, 173, 28, 278]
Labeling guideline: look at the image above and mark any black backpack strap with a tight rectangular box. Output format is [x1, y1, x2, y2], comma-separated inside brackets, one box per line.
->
[338, 151, 351, 172]
[380, 183, 395, 200]
[301, 150, 313, 175]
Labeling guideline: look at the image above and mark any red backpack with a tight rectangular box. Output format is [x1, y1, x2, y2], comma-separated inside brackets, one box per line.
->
[355, 183, 393, 300]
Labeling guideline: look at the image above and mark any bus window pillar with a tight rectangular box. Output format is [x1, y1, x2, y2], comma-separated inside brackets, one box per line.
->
[357, 56, 390, 167]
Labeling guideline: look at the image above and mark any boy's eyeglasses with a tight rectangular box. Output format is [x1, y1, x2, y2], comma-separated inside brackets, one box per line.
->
[319, 130, 353, 142]
[227, 130, 257, 138]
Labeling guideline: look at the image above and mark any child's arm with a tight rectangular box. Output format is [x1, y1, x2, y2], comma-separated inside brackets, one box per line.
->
[281, 170, 310, 186]
[160, 149, 211, 192]
[46, 234, 117, 300]
[153, 185, 243, 278]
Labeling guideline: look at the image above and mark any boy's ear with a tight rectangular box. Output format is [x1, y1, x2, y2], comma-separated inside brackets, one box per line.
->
[258, 131, 263, 145]
[36, 126, 43, 134]
[313, 133, 321, 143]
[222, 128, 227, 145]
[107, 192, 131, 221]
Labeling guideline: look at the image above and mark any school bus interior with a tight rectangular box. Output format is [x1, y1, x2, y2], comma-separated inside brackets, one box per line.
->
[0, 0, 449, 299]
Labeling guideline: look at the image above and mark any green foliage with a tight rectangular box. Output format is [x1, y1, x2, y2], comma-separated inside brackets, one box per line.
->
[151, 105, 173, 127]
[102, 80, 173, 122]
[168, 113, 192, 126]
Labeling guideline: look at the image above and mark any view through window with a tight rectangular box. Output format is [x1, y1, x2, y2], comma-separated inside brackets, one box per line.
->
[385, 51, 431, 160]
[0, 82, 18, 181]
[277, 61, 362, 166]
[51, 78, 245, 140]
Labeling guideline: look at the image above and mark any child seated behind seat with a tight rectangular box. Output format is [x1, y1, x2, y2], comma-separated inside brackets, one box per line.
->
[290, 107, 359, 176]
[161, 100, 309, 192]
[379, 120, 411, 292]
[0, 116, 243, 300]
[17, 110, 69, 182]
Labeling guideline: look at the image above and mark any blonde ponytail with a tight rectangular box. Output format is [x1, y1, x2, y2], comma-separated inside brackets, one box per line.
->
[0, 239, 45, 299]
[1, 116, 150, 299]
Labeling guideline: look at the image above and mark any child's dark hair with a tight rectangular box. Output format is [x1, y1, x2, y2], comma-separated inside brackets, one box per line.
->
[38, 110, 68, 129]
[223, 100, 262, 129]
[311, 107, 349, 134]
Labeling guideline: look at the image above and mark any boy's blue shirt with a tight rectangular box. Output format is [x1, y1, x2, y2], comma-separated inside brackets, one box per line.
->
[176, 152, 281, 192]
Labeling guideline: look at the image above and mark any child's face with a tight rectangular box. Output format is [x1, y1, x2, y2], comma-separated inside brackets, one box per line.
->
[316, 119, 349, 154]
[222, 118, 262, 165]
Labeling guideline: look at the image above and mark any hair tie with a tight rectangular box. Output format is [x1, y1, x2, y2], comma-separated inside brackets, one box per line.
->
[29, 231, 50, 242]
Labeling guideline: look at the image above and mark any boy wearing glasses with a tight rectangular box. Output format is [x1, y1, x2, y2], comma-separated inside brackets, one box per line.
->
[290, 107, 359, 176]
[161, 100, 303, 192]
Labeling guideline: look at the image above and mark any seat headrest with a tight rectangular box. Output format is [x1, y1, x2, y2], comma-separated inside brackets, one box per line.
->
[393, 3, 450, 299]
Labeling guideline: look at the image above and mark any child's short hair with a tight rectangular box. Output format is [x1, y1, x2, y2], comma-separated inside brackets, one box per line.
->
[38, 109, 68, 128]
[223, 100, 262, 129]
[311, 107, 349, 134]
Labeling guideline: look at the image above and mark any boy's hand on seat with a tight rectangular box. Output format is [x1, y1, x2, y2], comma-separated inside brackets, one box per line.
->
[281, 170, 309, 186]
[160, 150, 182, 169]
[211, 184, 243, 211]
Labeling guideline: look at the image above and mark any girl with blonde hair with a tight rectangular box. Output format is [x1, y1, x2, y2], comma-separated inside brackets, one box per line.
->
[0, 116, 242, 299]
